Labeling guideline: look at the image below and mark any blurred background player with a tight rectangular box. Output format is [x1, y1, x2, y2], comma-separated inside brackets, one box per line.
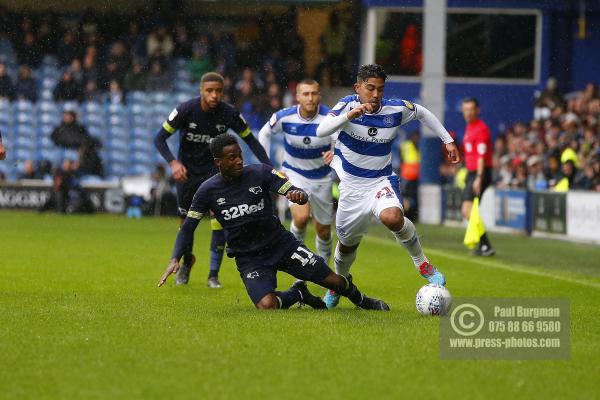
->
[316, 64, 460, 308]
[158, 133, 388, 311]
[460, 98, 495, 256]
[258, 79, 334, 264]
[0, 130, 5, 160]
[154, 72, 271, 288]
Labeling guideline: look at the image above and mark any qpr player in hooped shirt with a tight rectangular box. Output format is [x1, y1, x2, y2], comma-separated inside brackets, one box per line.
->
[258, 79, 335, 266]
[315, 64, 461, 309]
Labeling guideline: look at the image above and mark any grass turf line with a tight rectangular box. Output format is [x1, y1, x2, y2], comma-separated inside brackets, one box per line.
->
[0, 211, 599, 399]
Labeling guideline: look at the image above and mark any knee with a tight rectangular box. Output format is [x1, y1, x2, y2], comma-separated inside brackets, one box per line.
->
[315, 224, 331, 240]
[338, 242, 359, 254]
[255, 293, 279, 310]
[379, 207, 405, 231]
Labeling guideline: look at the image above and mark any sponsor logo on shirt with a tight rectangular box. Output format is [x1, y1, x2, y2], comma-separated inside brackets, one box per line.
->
[249, 186, 262, 194]
[303, 137, 311, 144]
[368, 127, 378, 137]
[220, 199, 265, 220]
[217, 197, 226, 205]
[216, 124, 227, 133]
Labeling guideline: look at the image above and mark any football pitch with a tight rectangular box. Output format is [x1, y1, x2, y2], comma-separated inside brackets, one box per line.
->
[1, 210, 599, 399]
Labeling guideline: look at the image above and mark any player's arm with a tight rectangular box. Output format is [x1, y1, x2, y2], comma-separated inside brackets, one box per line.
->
[264, 165, 308, 205]
[257, 121, 273, 156]
[257, 111, 283, 156]
[472, 129, 489, 196]
[232, 112, 272, 166]
[158, 189, 208, 287]
[0, 131, 5, 160]
[408, 102, 460, 163]
[154, 106, 188, 182]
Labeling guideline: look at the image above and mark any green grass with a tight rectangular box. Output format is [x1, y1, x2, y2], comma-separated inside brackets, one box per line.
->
[1, 210, 599, 399]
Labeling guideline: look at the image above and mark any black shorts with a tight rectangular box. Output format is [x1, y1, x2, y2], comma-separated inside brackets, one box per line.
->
[175, 171, 215, 217]
[236, 236, 332, 305]
[463, 168, 493, 202]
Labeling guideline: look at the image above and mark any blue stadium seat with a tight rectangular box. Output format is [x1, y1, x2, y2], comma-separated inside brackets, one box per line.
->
[108, 137, 128, 151]
[108, 163, 127, 177]
[38, 124, 54, 137]
[60, 101, 80, 113]
[149, 92, 170, 104]
[129, 103, 147, 115]
[109, 126, 129, 140]
[107, 103, 126, 114]
[38, 100, 58, 113]
[16, 124, 36, 137]
[82, 101, 104, 115]
[109, 114, 128, 127]
[126, 91, 147, 104]
[14, 148, 34, 161]
[38, 113, 60, 126]
[63, 149, 79, 161]
[16, 100, 34, 112]
[40, 89, 54, 101]
[38, 148, 63, 165]
[128, 164, 153, 176]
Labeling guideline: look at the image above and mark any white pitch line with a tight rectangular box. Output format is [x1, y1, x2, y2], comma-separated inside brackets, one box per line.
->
[362, 235, 600, 290]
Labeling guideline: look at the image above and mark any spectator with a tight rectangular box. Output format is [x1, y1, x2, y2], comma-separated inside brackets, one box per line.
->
[82, 52, 99, 86]
[146, 26, 174, 59]
[526, 155, 548, 190]
[51, 110, 96, 150]
[16, 31, 42, 68]
[19, 159, 36, 179]
[76, 139, 104, 178]
[0, 62, 15, 100]
[106, 40, 130, 77]
[14, 65, 37, 102]
[188, 47, 213, 83]
[57, 31, 80, 66]
[123, 62, 148, 92]
[124, 21, 146, 60]
[68, 58, 84, 85]
[99, 60, 123, 91]
[106, 79, 124, 104]
[173, 22, 192, 58]
[146, 61, 171, 92]
[83, 80, 103, 102]
[53, 70, 83, 101]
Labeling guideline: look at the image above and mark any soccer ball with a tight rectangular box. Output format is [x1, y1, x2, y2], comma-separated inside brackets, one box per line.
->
[415, 284, 452, 316]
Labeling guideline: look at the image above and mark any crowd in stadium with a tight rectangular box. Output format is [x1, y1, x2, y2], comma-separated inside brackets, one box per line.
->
[491, 79, 600, 192]
[0, 9, 597, 194]
[0, 9, 322, 128]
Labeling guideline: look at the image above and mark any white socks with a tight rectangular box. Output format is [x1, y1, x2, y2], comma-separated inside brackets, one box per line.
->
[392, 217, 427, 268]
[316, 235, 333, 265]
[290, 221, 306, 243]
[334, 242, 356, 277]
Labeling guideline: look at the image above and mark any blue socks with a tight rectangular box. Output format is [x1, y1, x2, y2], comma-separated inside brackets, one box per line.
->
[209, 228, 225, 278]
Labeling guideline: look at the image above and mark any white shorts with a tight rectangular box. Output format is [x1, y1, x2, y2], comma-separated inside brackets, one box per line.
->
[335, 176, 403, 247]
[282, 167, 334, 225]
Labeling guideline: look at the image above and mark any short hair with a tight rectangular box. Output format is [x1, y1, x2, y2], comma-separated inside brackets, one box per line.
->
[200, 72, 225, 86]
[297, 78, 319, 88]
[210, 133, 239, 158]
[462, 97, 480, 108]
[357, 64, 387, 82]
